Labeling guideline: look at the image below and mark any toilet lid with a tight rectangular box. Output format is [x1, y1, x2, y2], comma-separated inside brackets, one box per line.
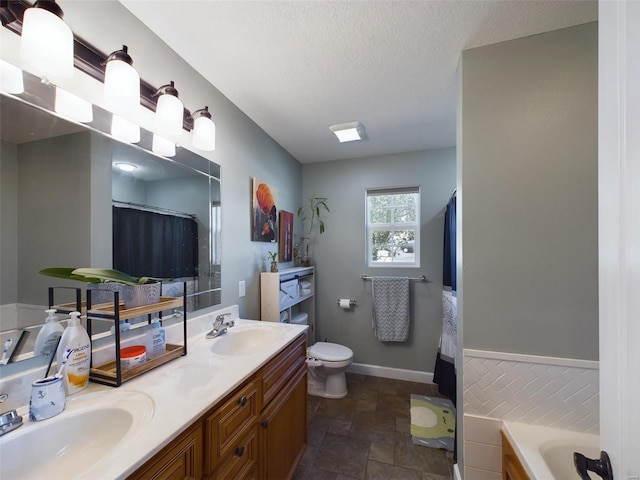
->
[308, 342, 353, 361]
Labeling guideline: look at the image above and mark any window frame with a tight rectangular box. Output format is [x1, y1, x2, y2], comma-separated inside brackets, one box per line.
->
[365, 186, 420, 268]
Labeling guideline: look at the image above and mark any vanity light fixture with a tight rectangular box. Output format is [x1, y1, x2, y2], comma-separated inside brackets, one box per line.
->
[54, 87, 93, 123]
[329, 121, 366, 143]
[19, 0, 74, 79]
[0, 60, 24, 94]
[191, 106, 216, 151]
[103, 45, 140, 115]
[153, 81, 183, 137]
[115, 162, 137, 172]
[152, 134, 176, 157]
[111, 115, 140, 144]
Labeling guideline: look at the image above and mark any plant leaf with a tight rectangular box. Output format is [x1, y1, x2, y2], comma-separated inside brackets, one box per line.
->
[72, 268, 141, 286]
[38, 267, 102, 284]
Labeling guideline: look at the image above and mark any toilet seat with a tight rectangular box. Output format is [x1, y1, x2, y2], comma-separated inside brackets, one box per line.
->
[308, 342, 353, 362]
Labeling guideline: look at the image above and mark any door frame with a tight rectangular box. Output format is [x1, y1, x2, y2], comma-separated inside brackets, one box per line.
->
[598, 1, 640, 477]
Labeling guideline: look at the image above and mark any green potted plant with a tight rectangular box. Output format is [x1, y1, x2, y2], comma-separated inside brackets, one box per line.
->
[39, 267, 164, 309]
[297, 194, 330, 266]
[267, 251, 278, 272]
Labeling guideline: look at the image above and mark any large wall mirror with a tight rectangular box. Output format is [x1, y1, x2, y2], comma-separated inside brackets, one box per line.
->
[0, 68, 221, 372]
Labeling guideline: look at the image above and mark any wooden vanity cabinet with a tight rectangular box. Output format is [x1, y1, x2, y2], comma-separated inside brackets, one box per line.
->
[127, 423, 203, 480]
[501, 431, 530, 480]
[128, 332, 307, 480]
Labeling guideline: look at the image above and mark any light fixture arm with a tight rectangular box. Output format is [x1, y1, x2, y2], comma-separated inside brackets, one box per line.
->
[192, 105, 212, 120]
[154, 81, 179, 99]
[103, 45, 134, 67]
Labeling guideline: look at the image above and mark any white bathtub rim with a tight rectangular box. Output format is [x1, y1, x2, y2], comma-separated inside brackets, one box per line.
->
[502, 421, 599, 479]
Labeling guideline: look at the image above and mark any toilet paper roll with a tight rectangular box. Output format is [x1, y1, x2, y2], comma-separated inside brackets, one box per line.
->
[339, 299, 352, 309]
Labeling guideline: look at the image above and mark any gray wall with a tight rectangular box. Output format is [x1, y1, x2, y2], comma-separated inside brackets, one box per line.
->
[302, 149, 455, 371]
[460, 22, 599, 361]
[0, 141, 19, 304]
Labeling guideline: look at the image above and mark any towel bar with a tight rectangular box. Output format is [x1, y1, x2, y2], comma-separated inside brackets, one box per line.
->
[361, 275, 427, 282]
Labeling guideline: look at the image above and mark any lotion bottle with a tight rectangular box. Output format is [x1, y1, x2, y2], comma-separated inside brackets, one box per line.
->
[33, 309, 64, 356]
[146, 319, 166, 358]
[56, 311, 91, 395]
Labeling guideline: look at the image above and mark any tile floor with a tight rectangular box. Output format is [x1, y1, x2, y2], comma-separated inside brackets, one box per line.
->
[292, 373, 454, 480]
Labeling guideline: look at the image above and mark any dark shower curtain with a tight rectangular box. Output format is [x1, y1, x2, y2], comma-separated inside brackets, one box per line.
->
[433, 192, 457, 403]
[433, 191, 457, 461]
[113, 206, 198, 279]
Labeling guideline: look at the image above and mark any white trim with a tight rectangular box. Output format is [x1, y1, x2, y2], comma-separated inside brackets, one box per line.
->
[347, 362, 433, 384]
[464, 348, 599, 370]
[453, 463, 462, 480]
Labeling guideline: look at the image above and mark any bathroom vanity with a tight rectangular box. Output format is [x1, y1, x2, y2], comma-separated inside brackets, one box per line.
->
[0, 309, 308, 480]
[129, 333, 307, 480]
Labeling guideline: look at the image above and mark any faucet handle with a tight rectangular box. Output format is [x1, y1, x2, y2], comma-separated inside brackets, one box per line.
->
[215, 313, 232, 323]
[0, 393, 8, 403]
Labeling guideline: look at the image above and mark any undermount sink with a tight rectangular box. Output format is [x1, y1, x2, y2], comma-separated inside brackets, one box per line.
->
[210, 327, 282, 355]
[0, 390, 154, 479]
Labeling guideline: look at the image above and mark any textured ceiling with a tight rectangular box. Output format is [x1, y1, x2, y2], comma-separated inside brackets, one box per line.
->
[119, 1, 597, 164]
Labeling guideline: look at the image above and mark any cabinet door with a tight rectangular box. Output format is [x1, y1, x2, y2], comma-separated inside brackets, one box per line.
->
[259, 367, 307, 480]
[209, 425, 259, 480]
[260, 334, 306, 409]
[128, 424, 203, 480]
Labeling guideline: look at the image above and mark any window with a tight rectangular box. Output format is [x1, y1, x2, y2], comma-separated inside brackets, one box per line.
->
[366, 186, 420, 267]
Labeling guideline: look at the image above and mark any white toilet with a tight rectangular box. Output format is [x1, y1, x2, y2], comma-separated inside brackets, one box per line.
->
[306, 342, 354, 399]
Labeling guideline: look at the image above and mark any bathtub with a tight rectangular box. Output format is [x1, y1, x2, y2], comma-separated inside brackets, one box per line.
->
[502, 422, 600, 479]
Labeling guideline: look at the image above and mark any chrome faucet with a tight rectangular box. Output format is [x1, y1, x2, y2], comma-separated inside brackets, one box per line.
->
[0, 393, 23, 436]
[206, 313, 235, 339]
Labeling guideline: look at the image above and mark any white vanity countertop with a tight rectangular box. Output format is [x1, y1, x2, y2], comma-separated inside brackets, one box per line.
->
[2, 306, 307, 480]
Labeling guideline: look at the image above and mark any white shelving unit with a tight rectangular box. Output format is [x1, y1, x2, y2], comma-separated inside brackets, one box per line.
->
[260, 266, 315, 344]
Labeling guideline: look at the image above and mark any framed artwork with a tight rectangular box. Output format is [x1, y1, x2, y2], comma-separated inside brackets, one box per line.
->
[279, 210, 293, 262]
[252, 178, 278, 242]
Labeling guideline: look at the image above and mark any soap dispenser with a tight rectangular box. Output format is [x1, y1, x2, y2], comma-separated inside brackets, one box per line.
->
[56, 311, 91, 395]
[33, 309, 64, 356]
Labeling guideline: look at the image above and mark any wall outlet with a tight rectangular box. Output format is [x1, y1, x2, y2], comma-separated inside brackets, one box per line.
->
[238, 280, 246, 298]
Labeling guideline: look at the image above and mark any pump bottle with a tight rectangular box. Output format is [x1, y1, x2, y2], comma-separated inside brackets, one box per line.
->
[33, 309, 64, 356]
[56, 311, 91, 395]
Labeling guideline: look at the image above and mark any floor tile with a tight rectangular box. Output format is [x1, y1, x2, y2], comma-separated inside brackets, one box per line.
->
[295, 373, 454, 480]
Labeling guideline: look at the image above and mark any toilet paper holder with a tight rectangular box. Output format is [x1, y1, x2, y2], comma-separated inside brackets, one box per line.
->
[336, 299, 357, 307]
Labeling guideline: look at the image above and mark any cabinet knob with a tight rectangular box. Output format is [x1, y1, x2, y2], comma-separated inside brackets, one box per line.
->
[235, 446, 245, 457]
[237, 396, 248, 407]
[261, 420, 269, 428]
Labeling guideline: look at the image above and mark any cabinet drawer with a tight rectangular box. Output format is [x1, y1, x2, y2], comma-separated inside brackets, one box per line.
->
[209, 425, 258, 480]
[204, 379, 259, 474]
[127, 424, 203, 480]
[259, 334, 306, 408]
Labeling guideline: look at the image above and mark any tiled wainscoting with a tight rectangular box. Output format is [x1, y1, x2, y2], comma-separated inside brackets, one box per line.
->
[462, 349, 599, 479]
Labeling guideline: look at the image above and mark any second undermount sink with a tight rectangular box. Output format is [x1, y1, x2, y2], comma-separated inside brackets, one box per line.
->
[210, 326, 282, 355]
[0, 390, 154, 480]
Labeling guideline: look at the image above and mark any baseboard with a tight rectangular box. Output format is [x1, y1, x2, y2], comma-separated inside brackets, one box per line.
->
[454, 463, 462, 480]
[347, 362, 434, 384]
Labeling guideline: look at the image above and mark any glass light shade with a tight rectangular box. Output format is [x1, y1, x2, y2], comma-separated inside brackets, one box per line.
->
[154, 93, 184, 137]
[20, 7, 74, 79]
[152, 134, 176, 157]
[55, 88, 93, 123]
[192, 115, 216, 151]
[111, 115, 140, 144]
[0, 60, 24, 94]
[104, 59, 140, 114]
